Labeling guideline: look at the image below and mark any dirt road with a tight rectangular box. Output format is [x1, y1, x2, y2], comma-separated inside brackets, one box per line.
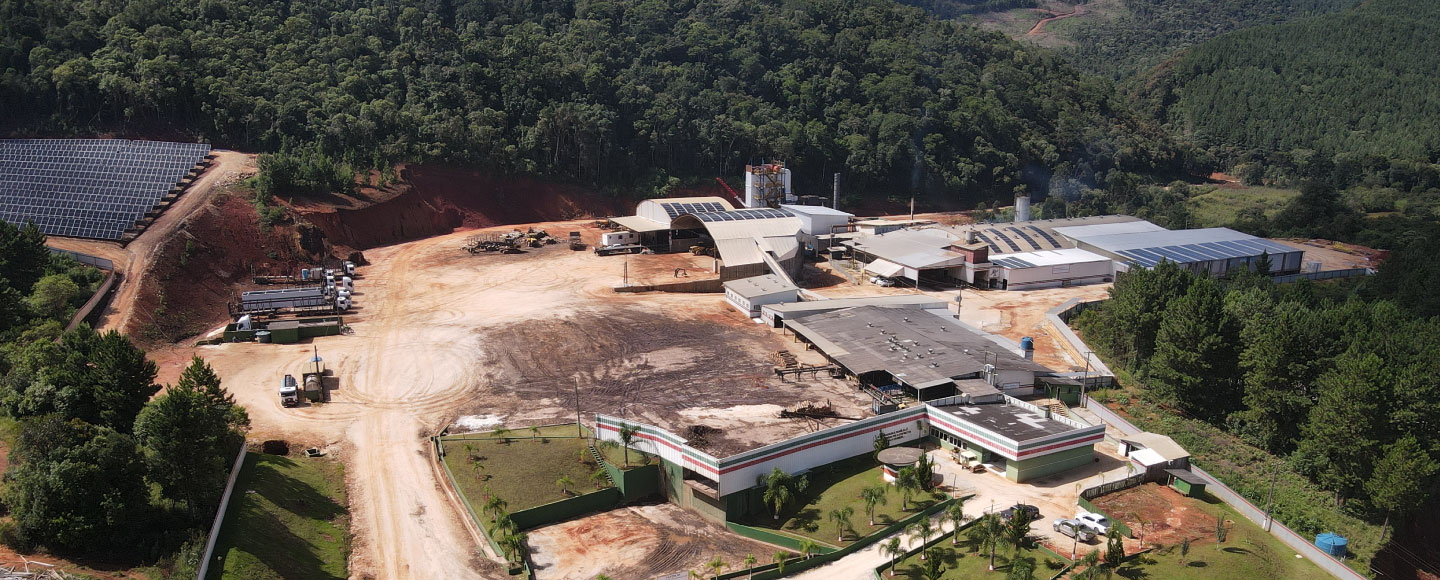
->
[1028, 5, 1086, 35]
[44, 151, 256, 334]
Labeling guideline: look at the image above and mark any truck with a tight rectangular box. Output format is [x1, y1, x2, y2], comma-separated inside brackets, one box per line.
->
[280, 374, 300, 407]
[569, 231, 584, 251]
[594, 244, 643, 256]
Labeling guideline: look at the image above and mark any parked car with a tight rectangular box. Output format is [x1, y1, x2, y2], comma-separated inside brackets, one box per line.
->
[999, 504, 1041, 522]
[1075, 513, 1111, 535]
[869, 276, 896, 287]
[1052, 519, 1097, 543]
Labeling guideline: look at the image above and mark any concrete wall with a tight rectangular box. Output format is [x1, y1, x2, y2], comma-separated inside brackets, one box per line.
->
[1008, 445, 1094, 482]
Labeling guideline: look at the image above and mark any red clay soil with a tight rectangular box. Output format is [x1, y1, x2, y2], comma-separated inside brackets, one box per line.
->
[292, 166, 626, 249]
[1092, 484, 1226, 547]
[128, 192, 313, 345]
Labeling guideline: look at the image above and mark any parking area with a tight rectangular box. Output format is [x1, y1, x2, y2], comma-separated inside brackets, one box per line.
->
[927, 443, 1134, 556]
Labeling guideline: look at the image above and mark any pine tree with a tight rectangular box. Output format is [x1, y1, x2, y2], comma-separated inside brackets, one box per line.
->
[1147, 278, 1239, 420]
[1366, 435, 1438, 542]
[1292, 351, 1386, 502]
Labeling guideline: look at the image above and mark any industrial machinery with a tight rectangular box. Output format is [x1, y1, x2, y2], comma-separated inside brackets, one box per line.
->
[569, 231, 584, 250]
[302, 348, 326, 403]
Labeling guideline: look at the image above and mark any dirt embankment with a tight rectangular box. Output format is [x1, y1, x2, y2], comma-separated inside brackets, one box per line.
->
[292, 167, 626, 249]
[130, 191, 318, 344]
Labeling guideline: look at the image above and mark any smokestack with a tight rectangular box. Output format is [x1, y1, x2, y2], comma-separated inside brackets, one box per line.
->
[1014, 194, 1031, 222]
[833, 173, 840, 209]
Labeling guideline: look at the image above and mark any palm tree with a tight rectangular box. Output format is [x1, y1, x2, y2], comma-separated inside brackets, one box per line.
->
[530, 425, 541, 440]
[618, 423, 640, 466]
[828, 506, 855, 542]
[896, 467, 919, 510]
[470, 457, 486, 481]
[881, 537, 904, 577]
[1073, 550, 1101, 580]
[494, 514, 518, 537]
[873, 431, 890, 457]
[463, 442, 475, 459]
[944, 497, 968, 544]
[907, 518, 934, 559]
[591, 467, 609, 488]
[483, 496, 508, 522]
[494, 426, 512, 444]
[861, 484, 888, 526]
[497, 529, 527, 562]
[968, 513, 1004, 571]
[706, 556, 728, 579]
[772, 551, 790, 574]
[798, 539, 819, 560]
[760, 468, 807, 520]
[556, 475, 575, 496]
[742, 553, 757, 579]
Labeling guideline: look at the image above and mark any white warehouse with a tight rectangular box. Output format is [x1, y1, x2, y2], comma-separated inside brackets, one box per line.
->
[988, 248, 1115, 290]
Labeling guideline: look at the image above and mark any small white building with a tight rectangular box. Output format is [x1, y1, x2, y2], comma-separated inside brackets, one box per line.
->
[723, 274, 800, 317]
[987, 248, 1115, 290]
[780, 204, 853, 254]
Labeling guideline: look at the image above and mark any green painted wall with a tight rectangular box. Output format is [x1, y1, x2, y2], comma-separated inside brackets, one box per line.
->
[1007, 445, 1094, 482]
[661, 459, 684, 502]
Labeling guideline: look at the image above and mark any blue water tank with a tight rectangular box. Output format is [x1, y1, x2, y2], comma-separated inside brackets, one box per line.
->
[1315, 532, 1348, 557]
[1020, 336, 1034, 351]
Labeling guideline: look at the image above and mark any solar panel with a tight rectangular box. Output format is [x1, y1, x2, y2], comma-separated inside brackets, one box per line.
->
[973, 232, 1002, 253]
[1006, 226, 1039, 249]
[0, 139, 210, 240]
[991, 256, 1035, 269]
[987, 229, 1022, 252]
[1025, 225, 1061, 248]
[692, 208, 791, 222]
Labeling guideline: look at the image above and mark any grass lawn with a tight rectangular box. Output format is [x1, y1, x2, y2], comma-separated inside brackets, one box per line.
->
[441, 424, 608, 528]
[1187, 185, 1299, 227]
[885, 535, 1068, 580]
[595, 437, 654, 469]
[738, 454, 947, 547]
[207, 453, 349, 580]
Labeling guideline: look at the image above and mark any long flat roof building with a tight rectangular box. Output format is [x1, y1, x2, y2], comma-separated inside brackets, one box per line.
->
[785, 305, 1047, 400]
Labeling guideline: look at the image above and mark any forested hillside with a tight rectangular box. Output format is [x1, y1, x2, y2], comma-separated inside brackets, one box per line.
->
[0, 0, 1186, 201]
[1135, 0, 1440, 161]
[1066, 0, 1357, 78]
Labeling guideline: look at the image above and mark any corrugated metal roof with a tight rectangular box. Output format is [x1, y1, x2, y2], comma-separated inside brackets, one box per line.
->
[758, 236, 800, 261]
[1052, 220, 1166, 240]
[779, 204, 853, 217]
[714, 238, 763, 266]
[787, 306, 1047, 388]
[724, 274, 798, 298]
[690, 216, 803, 240]
[762, 295, 947, 316]
[990, 248, 1112, 269]
[609, 215, 670, 232]
[845, 229, 968, 270]
[864, 259, 904, 277]
[1122, 432, 1189, 461]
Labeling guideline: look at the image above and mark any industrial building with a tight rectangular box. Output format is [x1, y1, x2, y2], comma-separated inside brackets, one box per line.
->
[760, 295, 946, 328]
[780, 204, 853, 254]
[1053, 221, 1304, 276]
[782, 304, 1048, 401]
[722, 274, 799, 317]
[988, 248, 1115, 290]
[844, 228, 991, 287]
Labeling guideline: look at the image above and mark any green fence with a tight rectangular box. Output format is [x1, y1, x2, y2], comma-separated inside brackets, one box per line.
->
[509, 487, 622, 530]
[718, 497, 960, 579]
[1077, 496, 1134, 539]
[433, 436, 524, 576]
[594, 446, 660, 502]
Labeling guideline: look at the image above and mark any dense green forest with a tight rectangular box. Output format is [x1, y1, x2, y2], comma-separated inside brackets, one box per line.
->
[0, 222, 247, 574]
[1066, 0, 1357, 78]
[1075, 261, 1439, 564]
[1134, 0, 1440, 162]
[0, 0, 1190, 200]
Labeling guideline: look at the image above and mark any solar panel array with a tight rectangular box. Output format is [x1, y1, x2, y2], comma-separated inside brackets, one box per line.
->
[1115, 239, 1298, 268]
[987, 228, 1023, 252]
[660, 201, 729, 219]
[973, 231, 1002, 253]
[990, 256, 1037, 269]
[0, 139, 211, 240]
[692, 208, 793, 222]
[1025, 225, 1062, 248]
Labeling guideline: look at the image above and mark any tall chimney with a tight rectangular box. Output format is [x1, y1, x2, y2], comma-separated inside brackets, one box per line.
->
[1014, 194, 1031, 222]
[833, 173, 840, 209]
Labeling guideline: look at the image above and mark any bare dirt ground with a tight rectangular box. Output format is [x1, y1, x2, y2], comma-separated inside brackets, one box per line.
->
[174, 220, 871, 579]
[1272, 239, 1384, 270]
[527, 503, 775, 579]
[1092, 483, 1224, 548]
[1028, 4, 1086, 35]
[43, 151, 257, 335]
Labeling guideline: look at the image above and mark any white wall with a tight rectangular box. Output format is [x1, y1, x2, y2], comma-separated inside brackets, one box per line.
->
[999, 259, 1113, 289]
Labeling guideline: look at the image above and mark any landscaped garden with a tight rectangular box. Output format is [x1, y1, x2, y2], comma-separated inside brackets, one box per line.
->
[877, 509, 1071, 580]
[736, 452, 951, 547]
[440, 424, 608, 517]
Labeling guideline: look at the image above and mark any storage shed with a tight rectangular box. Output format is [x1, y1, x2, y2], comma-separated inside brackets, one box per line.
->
[723, 274, 800, 317]
[1166, 468, 1207, 497]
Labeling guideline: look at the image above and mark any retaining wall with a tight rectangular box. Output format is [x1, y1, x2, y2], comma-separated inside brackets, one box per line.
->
[195, 444, 249, 580]
[508, 487, 622, 530]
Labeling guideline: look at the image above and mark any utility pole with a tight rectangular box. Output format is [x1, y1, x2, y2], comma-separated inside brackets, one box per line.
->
[574, 376, 583, 439]
[1263, 463, 1280, 531]
[1080, 352, 1093, 408]
[909, 196, 915, 222]
[623, 257, 628, 286]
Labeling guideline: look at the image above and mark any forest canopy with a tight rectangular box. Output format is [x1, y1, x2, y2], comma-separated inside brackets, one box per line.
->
[0, 0, 1187, 200]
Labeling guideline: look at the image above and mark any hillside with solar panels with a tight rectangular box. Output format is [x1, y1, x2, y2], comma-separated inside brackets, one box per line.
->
[0, 139, 212, 241]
